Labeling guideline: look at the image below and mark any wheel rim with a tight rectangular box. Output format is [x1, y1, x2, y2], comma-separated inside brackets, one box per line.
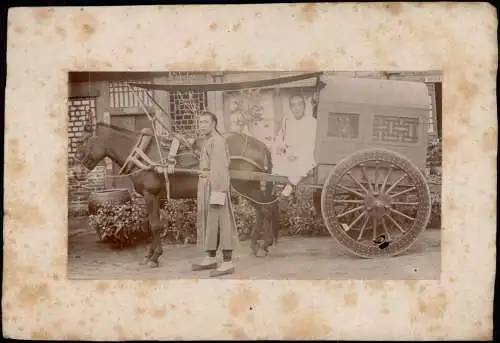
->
[321, 148, 431, 258]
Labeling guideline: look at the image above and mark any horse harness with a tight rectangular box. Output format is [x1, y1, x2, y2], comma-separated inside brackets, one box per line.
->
[117, 128, 276, 205]
[118, 128, 184, 200]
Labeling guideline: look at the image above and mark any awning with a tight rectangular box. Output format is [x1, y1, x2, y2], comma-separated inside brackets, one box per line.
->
[128, 72, 323, 92]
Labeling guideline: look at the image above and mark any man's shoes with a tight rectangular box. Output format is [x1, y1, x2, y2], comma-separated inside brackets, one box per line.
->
[192, 256, 218, 271]
[209, 261, 235, 277]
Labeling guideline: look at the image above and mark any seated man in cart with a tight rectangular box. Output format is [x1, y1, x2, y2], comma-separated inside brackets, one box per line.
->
[272, 93, 318, 197]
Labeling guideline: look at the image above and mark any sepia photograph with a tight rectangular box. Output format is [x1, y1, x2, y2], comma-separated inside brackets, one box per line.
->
[4, 3, 496, 340]
[67, 70, 443, 280]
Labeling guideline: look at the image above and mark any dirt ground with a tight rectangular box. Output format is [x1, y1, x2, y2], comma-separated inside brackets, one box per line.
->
[67, 217, 441, 280]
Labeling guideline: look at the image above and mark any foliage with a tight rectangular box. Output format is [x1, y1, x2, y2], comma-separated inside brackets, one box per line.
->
[87, 171, 442, 249]
[88, 200, 151, 249]
[276, 188, 328, 237]
[229, 89, 265, 135]
[427, 136, 442, 167]
[159, 199, 197, 244]
[426, 136, 442, 226]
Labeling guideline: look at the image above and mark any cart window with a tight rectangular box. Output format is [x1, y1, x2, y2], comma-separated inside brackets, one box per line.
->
[373, 115, 419, 143]
[327, 113, 359, 138]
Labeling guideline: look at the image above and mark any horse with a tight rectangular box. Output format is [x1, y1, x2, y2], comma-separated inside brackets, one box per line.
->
[73, 122, 280, 268]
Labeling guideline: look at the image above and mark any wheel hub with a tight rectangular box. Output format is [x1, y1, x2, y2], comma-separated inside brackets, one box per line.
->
[364, 192, 391, 218]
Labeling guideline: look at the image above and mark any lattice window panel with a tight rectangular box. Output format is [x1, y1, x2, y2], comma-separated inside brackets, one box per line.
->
[426, 83, 436, 134]
[68, 97, 97, 159]
[169, 89, 207, 136]
[373, 115, 419, 143]
[327, 113, 360, 138]
[108, 80, 154, 108]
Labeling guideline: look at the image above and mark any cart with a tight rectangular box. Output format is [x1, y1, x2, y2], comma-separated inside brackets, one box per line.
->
[126, 72, 432, 259]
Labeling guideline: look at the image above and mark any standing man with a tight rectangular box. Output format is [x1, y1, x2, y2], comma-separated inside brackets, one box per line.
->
[273, 93, 317, 196]
[192, 111, 240, 277]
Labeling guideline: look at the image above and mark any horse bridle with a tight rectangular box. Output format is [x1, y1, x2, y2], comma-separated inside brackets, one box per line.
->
[74, 135, 99, 170]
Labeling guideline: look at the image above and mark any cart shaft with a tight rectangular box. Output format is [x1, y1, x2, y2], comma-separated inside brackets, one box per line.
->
[173, 167, 290, 183]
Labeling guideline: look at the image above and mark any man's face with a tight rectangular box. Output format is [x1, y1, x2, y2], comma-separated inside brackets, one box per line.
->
[289, 96, 305, 119]
[198, 115, 214, 136]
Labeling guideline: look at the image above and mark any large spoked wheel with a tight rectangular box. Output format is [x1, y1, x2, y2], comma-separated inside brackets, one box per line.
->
[321, 148, 431, 258]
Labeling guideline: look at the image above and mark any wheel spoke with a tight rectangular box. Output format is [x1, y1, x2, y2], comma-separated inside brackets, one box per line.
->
[385, 174, 408, 194]
[347, 171, 369, 193]
[380, 166, 393, 193]
[357, 215, 370, 240]
[389, 208, 415, 221]
[390, 186, 416, 198]
[337, 184, 365, 198]
[360, 164, 375, 193]
[380, 217, 392, 242]
[374, 161, 379, 192]
[348, 210, 366, 229]
[336, 205, 365, 219]
[372, 217, 378, 240]
[333, 199, 365, 204]
[386, 213, 406, 233]
[391, 202, 419, 206]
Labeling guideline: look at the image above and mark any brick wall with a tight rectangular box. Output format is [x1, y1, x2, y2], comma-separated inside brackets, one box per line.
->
[68, 97, 97, 160]
[68, 164, 107, 207]
[68, 97, 107, 214]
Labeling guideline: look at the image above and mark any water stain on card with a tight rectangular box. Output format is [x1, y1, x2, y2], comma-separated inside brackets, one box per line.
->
[32, 8, 55, 24]
[5, 198, 45, 229]
[298, 57, 320, 71]
[228, 286, 259, 318]
[73, 10, 98, 41]
[150, 306, 167, 319]
[298, 3, 318, 24]
[6, 139, 26, 177]
[283, 311, 331, 340]
[382, 3, 403, 15]
[96, 281, 110, 292]
[281, 291, 299, 313]
[18, 283, 50, 307]
[343, 292, 357, 307]
[55, 26, 67, 39]
[481, 127, 497, 153]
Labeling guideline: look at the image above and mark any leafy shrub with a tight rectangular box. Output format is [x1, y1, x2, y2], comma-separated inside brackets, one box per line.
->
[276, 188, 328, 237]
[159, 199, 197, 244]
[159, 197, 264, 244]
[88, 200, 151, 249]
[428, 173, 442, 228]
[88, 172, 442, 249]
[427, 137, 442, 167]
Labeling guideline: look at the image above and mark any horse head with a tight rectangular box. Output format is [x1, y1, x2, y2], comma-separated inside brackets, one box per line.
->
[74, 123, 107, 172]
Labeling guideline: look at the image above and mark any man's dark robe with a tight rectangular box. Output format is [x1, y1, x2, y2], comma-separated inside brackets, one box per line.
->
[196, 132, 240, 251]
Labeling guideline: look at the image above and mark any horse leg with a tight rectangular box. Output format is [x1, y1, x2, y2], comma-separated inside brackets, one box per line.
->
[140, 220, 155, 265]
[250, 204, 263, 256]
[271, 201, 281, 245]
[260, 206, 274, 256]
[144, 190, 163, 268]
[261, 183, 281, 255]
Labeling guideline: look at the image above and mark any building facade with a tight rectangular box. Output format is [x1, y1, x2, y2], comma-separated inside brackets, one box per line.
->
[67, 71, 442, 212]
